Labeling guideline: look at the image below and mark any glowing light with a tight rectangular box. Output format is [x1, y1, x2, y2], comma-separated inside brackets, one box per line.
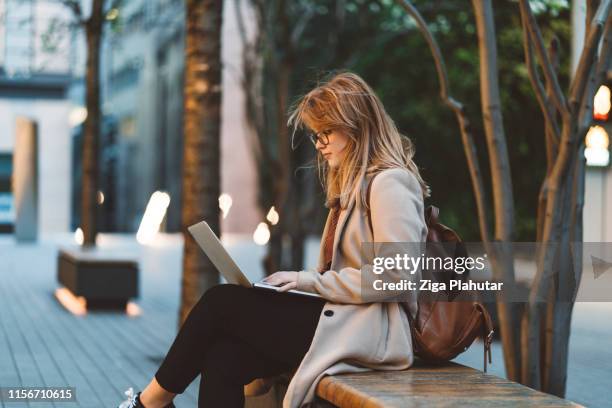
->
[136, 191, 171, 244]
[126, 302, 142, 317]
[219, 193, 233, 219]
[98, 191, 105, 205]
[253, 222, 270, 245]
[594, 85, 611, 121]
[68, 107, 87, 127]
[55, 288, 87, 316]
[266, 206, 279, 225]
[106, 8, 119, 21]
[74, 228, 84, 245]
[585, 125, 610, 167]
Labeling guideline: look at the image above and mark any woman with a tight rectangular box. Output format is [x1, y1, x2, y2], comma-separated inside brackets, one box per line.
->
[118, 71, 429, 408]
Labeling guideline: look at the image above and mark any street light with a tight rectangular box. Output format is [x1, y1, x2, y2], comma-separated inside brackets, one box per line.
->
[585, 125, 609, 167]
[253, 222, 270, 245]
[219, 193, 232, 219]
[593, 85, 610, 121]
[266, 206, 279, 225]
[585, 84, 611, 167]
[74, 227, 84, 245]
[136, 191, 171, 244]
[68, 107, 87, 127]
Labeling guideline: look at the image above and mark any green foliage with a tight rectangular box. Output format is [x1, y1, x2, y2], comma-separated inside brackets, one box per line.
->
[286, 0, 571, 241]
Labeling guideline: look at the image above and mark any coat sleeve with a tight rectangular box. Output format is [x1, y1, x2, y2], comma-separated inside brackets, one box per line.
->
[296, 168, 427, 304]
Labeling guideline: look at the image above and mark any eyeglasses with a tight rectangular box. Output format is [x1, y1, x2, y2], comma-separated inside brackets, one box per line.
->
[308, 129, 332, 147]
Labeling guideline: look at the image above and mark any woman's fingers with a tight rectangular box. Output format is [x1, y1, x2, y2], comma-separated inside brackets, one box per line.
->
[263, 271, 296, 287]
[278, 281, 297, 292]
[264, 272, 285, 284]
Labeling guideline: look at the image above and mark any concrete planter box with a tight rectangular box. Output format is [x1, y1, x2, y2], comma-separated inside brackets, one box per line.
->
[57, 247, 139, 310]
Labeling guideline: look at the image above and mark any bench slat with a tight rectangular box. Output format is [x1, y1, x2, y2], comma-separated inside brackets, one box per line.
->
[316, 361, 583, 407]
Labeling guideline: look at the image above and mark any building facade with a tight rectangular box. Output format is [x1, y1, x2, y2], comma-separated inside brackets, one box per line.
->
[99, 0, 259, 234]
[0, 0, 259, 238]
[0, 0, 74, 237]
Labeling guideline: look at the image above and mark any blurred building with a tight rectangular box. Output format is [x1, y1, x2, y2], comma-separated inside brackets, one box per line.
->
[97, 0, 259, 234]
[0, 0, 74, 237]
[0, 0, 259, 238]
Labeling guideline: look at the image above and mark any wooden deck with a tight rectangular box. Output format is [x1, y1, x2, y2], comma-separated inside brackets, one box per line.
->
[316, 361, 584, 407]
[0, 236, 199, 408]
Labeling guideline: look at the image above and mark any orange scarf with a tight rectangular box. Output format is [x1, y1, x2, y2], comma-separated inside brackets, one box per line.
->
[319, 204, 341, 273]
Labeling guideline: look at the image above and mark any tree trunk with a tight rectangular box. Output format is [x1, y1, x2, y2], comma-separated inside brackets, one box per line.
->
[179, 0, 223, 325]
[543, 144, 586, 396]
[265, 6, 294, 274]
[81, 0, 104, 247]
[471, 0, 521, 381]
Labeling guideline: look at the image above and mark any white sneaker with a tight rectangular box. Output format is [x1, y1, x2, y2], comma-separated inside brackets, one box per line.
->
[117, 387, 144, 408]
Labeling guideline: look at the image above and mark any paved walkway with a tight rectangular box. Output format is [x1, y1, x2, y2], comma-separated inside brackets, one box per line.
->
[0, 233, 610, 407]
[0, 233, 319, 408]
[0, 234, 201, 408]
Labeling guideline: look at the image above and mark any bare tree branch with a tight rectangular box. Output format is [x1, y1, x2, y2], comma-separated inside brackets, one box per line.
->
[290, 3, 316, 46]
[586, 0, 600, 42]
[519, 0, 610, 380]
[594, 11, 612, 88]
[472, 0, 515, 242]
[521, 16, 561, 149]
[569, 0, 611, 117]
[59, 0, 86, 26]
[471, 0, 522, 382]
[395, 0, 492, 244]
[60, 0, 82, 18]
[578, 61, 599, 133]
[523, 24, 559, 243]
[519, 0, 569, 118]
[234, 0, 249, 48]
[545, 36, 561, 156]
[536, 37, 562, 242]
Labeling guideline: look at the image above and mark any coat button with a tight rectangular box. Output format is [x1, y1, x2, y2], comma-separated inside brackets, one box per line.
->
[324, 310, 334, 317]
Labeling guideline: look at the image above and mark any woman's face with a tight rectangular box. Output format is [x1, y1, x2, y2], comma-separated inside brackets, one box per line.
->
[313, 128, 350, 168]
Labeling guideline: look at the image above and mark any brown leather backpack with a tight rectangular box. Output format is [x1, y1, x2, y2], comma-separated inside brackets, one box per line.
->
[366, 176, 494, 372]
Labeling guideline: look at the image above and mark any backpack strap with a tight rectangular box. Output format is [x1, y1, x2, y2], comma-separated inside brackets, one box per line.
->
[425, 205, 440, 226]
[475, 302, 494, 372]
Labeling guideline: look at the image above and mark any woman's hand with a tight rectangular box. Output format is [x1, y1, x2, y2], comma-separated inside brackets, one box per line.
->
[262, 271, 298, 292]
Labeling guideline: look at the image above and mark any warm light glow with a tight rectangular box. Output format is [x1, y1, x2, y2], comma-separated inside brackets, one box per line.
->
[106, 8, 119, 21]
[126, 302, 142, 317]
[219, 193, 233, 219]
[74, 228, 84, 245]
[585, 126, 610, 167]
[586, 126, 609, 149]
[594, 85, 611, 121]
[136, 191, 171, 244]
[55, 288, 87, 316]
[68, 107, 87, 127]
[98, 191, 105, 205]
[253, 222, 270, 245]
[266, 206, 279, 225]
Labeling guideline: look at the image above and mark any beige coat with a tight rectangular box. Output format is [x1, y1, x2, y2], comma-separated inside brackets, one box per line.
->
[283, 168, 429, 407]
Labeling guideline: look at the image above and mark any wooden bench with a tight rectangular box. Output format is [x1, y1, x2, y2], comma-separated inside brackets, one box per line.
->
[313, 360, 583, 407]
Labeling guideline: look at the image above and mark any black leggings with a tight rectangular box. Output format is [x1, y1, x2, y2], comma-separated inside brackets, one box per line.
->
[155, 284, 326, 407]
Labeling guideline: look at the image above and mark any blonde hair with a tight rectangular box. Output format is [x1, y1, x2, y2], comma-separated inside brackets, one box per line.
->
[288, 71, 430, 209]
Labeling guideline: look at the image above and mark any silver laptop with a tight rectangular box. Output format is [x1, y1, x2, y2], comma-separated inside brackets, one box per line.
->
[188, 221, 322, 298]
